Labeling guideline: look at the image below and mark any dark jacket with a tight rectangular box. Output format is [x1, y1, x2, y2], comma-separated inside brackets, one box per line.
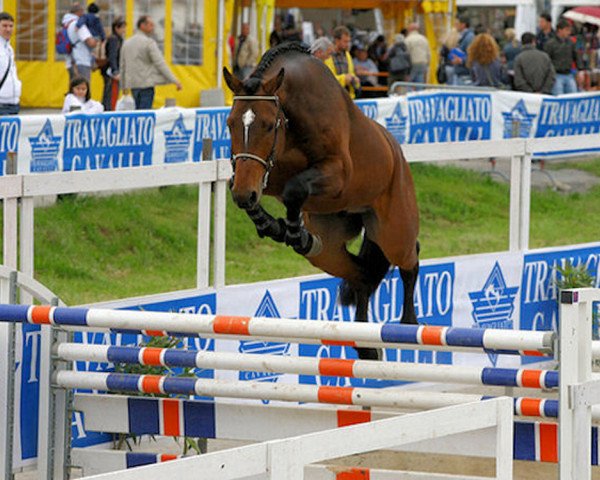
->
[471, 59, 503, 87]
[502, 42, 522, 70]
[544, 36, 582, 74]
[536, 29, 555, 51]
[103, 33, 123, 75]
[513, 45, 555, 94]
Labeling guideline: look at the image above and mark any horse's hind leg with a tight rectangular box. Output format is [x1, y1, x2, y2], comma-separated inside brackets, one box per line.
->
[399, 256, 419, 324]
[346, 236, 390, 359]
[305, 214, 388, 360]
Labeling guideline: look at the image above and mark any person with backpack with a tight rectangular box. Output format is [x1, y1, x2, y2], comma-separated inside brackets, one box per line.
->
[101, 17, 126, 111]
[61, 2, 97, 85]
[387, 34, 411, 87]
[58, 3, 83, 86]
[0, 12, 21, 116]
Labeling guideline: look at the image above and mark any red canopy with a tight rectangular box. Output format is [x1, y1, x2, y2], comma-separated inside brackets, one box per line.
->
[563, 6, 600, 26]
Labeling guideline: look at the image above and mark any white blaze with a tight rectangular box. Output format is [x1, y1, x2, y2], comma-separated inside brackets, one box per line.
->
[242, 108, 255, 147]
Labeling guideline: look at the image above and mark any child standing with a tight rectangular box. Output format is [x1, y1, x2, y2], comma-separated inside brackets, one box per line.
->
[62, 77, 104, 114]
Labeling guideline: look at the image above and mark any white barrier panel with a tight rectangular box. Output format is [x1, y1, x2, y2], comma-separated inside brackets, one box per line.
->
[76, 398, 514, 480]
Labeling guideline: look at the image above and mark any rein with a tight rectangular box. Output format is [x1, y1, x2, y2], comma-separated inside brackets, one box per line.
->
[231, 95, 287, 189]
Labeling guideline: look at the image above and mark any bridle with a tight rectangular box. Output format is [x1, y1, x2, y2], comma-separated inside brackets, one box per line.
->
[230, 95, 287, 189]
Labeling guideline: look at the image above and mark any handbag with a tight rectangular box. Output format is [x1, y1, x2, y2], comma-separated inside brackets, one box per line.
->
[436, 63, 447, 84]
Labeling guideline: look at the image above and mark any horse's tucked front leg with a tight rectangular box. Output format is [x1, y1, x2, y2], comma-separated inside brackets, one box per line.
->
[282, 169, 323, 257]
[245, 204, 286, 243]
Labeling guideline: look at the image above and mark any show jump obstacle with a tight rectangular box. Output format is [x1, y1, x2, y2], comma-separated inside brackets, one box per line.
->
[0, 289, 599, 479]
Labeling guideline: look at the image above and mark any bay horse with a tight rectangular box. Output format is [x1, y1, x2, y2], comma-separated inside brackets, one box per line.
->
[223, 43, 419, 360]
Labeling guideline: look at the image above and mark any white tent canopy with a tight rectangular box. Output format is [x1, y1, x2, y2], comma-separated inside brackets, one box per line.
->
[552, 0, 600, 26]
[456, 0, 537, 38]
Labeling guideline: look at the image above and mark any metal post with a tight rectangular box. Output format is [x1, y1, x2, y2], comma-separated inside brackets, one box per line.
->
[2, 272, 18, 480]
[38, 295, 69, 480]
[1, 152, 18, 480]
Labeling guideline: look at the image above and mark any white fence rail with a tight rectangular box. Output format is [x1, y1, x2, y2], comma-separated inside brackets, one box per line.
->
[2, 134, 598, 300]
[77, 398, 514, 480]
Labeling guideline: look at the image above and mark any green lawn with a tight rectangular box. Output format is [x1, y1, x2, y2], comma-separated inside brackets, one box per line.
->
[2, 160, 599, 305]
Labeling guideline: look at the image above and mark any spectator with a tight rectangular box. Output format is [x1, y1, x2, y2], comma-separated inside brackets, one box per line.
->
[60, 3, 82, 85]
[545, 18, 583, 95]
[387, 33, 411, 86]
[0, 12, 20, 115]
[269, 15, 284, 48]
[76, 3, 105, 42]
[353, 43, 379, 96]
[66, 2, 97, 84]
[467, 33, 503, 87]
[501, 28, 521, 88]
[233, 22, 259, 79]
[439, 28, 459, 85]
[62, 77, 104, 114]
[120, 15, 182, 110]
[101, 16, 126, 111]
[536, 12, 555, 51]
[405, 22, 430, 85]
[452, 15, 475, 85]
[367, 34, 389, 83]
[325, 25, 360, 98]
[513, 32, 555, 94]
[310, 37, 334, 62]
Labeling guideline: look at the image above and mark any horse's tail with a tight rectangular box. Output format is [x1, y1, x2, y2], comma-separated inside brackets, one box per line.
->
[339, 236, 391, 307]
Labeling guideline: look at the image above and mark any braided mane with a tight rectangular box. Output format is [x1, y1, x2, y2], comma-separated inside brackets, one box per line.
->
[243, 42, 310, 94]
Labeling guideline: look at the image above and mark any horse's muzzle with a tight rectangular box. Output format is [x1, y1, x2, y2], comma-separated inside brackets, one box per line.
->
[231, 189, 259, 210]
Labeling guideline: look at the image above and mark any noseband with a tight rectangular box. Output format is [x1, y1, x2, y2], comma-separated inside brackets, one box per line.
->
[230, 95, 287, 189]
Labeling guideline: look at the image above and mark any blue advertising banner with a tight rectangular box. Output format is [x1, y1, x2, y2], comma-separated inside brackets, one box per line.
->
[407, 92, 492, 143]
[3, 90, 598, 177]
[62, 112, 156, 171]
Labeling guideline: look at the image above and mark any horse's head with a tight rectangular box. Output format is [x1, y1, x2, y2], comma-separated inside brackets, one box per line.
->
[223, 67, 286, 210]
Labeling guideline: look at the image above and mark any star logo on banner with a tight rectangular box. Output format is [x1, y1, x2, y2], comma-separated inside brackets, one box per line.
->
[28, 119, 60, 172]
[468, 262, 519, 366]
[163, 114, 192, 163]
[502, 99, 536, 139]
[238, 291, 291, 401]
[385, 102, 408, 144]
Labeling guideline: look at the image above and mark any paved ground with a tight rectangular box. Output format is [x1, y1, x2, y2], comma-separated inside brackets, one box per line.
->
[442, 156, 600, 193]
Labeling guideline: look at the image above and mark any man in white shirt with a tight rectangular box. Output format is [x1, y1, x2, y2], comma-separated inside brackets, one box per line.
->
[0, 12, 21, 115]
[66, 2, 97, 83]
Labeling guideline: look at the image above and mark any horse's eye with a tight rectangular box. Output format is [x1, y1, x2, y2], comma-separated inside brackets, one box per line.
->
[265, 122, 275, 132]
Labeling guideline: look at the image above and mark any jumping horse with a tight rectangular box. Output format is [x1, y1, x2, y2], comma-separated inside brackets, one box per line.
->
[223, 43, 419, 360]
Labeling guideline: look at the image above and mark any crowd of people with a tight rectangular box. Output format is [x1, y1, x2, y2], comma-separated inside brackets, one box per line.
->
[57, 2, 181, 113]
[304, 12, 600, 98]
[0, 5, 599, 118]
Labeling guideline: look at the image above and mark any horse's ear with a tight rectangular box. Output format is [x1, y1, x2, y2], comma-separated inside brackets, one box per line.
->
[223, 67, 243, 94]
[263, 68, 285, 95]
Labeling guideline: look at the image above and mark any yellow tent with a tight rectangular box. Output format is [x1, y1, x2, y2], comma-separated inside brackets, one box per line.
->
[6, 0, 452, 108]
[5, 0, 235, 109]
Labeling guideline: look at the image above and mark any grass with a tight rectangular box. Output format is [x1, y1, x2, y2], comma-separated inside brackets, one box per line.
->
[2, 160, 599, 305]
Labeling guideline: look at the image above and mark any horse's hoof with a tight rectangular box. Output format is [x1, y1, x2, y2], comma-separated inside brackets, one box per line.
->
[355, 347, 382, 361]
